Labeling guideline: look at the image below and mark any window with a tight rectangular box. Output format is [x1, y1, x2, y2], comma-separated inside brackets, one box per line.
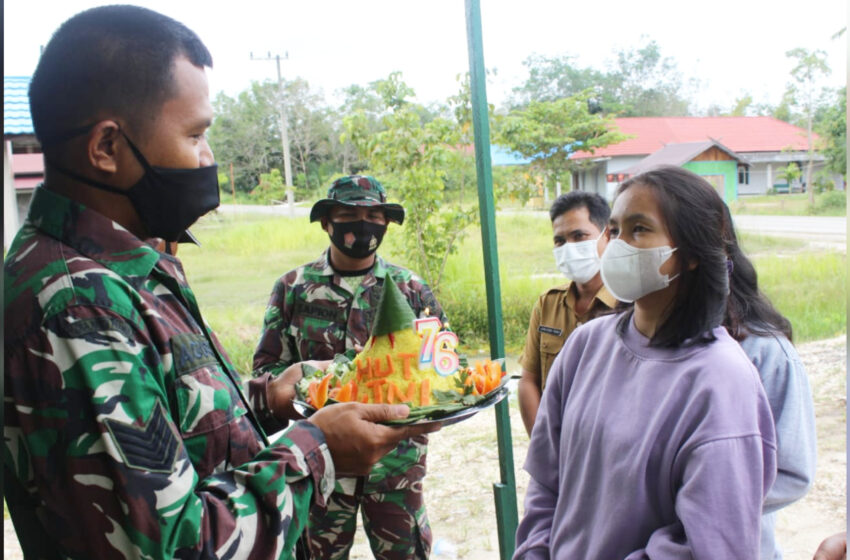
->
[738, 165, 749, 185]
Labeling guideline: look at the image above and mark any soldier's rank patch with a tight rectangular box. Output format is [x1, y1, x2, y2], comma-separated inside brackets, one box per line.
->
[54, 315, 134, 342]
[104, 400, 181, 473]
[293, 300, 345, 323]
[170, 333, 218, 375]
[538, 325, 563, 336]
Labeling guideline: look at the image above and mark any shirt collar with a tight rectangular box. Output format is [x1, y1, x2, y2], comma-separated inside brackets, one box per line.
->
[26, 186, 161, 278]
[565, 281, 618, 310]
[314, 249, 388, 280]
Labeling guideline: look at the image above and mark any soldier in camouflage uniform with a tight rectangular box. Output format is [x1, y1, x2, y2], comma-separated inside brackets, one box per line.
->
[3, 7, 433, 559]
[254, 175, 445, 560]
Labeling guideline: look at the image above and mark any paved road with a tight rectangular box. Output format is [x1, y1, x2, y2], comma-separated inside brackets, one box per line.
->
[731, 215, 846, 240]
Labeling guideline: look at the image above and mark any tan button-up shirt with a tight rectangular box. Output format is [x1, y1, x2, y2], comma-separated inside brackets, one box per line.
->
[519, 281, 617, 389]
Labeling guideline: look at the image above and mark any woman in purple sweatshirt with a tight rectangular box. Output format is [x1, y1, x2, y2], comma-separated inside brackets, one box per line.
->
[514, 166, 778, 560]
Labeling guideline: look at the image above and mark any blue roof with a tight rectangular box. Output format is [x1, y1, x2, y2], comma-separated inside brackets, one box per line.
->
[4, 76, 34, 135]
[491, 145, 532, 166]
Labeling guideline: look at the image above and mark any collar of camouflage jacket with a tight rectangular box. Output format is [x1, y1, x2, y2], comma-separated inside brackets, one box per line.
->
[25, 186, 161, 278]
[314, 249, 391, 279]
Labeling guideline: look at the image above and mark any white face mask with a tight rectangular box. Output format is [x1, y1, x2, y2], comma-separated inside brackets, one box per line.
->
[600, 238, 679, 303]
[553, 231, 604, 284]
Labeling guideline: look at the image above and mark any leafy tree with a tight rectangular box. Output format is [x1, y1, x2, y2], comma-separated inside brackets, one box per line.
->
[609, 39, 691, 116]
[777, 161, 802, 191]
[283, 78, 334, 196]
[209, 81, 282, 193]
[343, 73, 477, 292]
[730, 94, 754, 116]
[209, 78, 336, 199]
[251, 168, 286, 204]
[509, 54, 614, 110]
[509, 39, 691, 117]
[495, 90, 629, 193]
[334, 84, 389, 174]
[785, 47, 831, 205]
[815, 86, 846, 183]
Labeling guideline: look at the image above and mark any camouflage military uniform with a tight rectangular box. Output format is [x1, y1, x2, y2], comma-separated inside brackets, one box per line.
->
[253, 250, 445, 560]
[4, 186, 335, 559]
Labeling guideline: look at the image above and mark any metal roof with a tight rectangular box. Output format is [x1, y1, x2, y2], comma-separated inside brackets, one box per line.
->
[4, 76, 35, 135]
[619, 140, 746, 176]
[573, 116, 816, 160]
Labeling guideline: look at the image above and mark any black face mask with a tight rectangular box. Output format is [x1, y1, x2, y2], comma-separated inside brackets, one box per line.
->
[328, 219, 387, 259]
[49, 132, 220, 242]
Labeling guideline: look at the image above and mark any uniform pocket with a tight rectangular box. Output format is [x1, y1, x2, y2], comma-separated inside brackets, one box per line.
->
[174, 365, 244, 436]
[539, 332, 567, 386]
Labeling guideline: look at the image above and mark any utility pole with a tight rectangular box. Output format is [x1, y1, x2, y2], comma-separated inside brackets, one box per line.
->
[250, 51, 295, 216]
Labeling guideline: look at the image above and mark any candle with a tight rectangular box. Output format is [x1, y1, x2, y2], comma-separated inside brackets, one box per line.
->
[414, 316, 460, 376]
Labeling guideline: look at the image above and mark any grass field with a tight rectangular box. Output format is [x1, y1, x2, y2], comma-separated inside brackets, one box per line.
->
[178, 210, 846, 374]
[730, 191, 847, 216]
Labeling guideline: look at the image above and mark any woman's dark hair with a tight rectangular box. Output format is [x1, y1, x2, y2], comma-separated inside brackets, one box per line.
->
[30, 5, 212, 150]
[614, 165, 730, 347]
[721, 203, 793, 341]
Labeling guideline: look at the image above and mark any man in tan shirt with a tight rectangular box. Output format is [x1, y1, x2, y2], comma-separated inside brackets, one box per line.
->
[518, 191, 617, 435]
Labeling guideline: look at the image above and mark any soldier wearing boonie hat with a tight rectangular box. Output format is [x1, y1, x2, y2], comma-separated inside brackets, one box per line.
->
[254, 174, 445, 559]
[309, 175, 405, 224]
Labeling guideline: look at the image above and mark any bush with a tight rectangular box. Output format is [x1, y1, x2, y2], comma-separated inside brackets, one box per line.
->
[814, 190, 846, 213]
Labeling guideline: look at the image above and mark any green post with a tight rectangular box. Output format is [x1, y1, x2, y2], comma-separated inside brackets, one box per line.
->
[464, 1, 518, 558]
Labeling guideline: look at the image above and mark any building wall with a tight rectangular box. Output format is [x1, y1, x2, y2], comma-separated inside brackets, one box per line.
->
[683, 160, 738, 202]
[4, 141, 20, 249]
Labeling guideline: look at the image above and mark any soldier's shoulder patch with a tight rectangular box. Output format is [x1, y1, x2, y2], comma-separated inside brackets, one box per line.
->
[170, 332, 217, 375]
[104, 400, 181, 473]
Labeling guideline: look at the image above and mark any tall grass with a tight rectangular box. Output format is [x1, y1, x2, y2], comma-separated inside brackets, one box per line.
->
[178, 211, 845, 373]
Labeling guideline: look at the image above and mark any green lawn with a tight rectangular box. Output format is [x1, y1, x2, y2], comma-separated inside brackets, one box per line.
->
[179, 211, 845, 374]
[730, 191, 847, 216]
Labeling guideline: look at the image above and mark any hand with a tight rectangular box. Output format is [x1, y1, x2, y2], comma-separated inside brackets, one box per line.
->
[308, 402, 440, 476]
[814, 532, 847, 560]
[268, 361, 331, 421]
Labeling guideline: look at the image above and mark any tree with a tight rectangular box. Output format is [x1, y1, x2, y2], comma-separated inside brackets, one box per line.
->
[609, 39, 691, 116]
[815, 86, 846, 184]
[777, 161, 802, 192]
[334, 84, 389, 175]
[496, 90, 630, 192]
[209, 81, 282, 193]
[283, 78, 333, 196]
[730, 94, 754, 116]
[209, 79, 336, 199]
[251, 168, 286, 204]
[343, 73, 477, 292]
[509, 54, 614, 110]
[786, 47, 831, 205]
[509, 39, 691, 117]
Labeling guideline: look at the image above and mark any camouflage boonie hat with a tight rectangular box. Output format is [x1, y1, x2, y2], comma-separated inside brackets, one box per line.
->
[309, 175, 405, 224]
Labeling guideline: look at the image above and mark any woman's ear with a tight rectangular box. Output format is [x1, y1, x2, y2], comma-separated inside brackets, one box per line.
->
[87, 120, 122, 173]
[687, 257, 699, 271]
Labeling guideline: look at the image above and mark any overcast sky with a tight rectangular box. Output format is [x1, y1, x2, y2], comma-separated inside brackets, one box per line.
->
[4, 0, 847, 113]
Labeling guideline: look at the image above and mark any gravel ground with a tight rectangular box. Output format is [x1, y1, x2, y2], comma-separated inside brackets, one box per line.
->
[5, 337, 846, 559]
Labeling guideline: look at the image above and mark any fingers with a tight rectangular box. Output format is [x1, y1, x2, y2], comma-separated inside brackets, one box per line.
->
[356, 403, 411, 422]
[813, 532, 847, 560]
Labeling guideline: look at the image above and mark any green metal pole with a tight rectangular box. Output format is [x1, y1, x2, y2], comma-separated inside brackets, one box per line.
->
[464, 1, 518, 558]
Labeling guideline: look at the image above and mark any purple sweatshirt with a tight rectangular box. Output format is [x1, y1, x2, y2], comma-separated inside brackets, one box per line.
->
[514, 313, 777, 560]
